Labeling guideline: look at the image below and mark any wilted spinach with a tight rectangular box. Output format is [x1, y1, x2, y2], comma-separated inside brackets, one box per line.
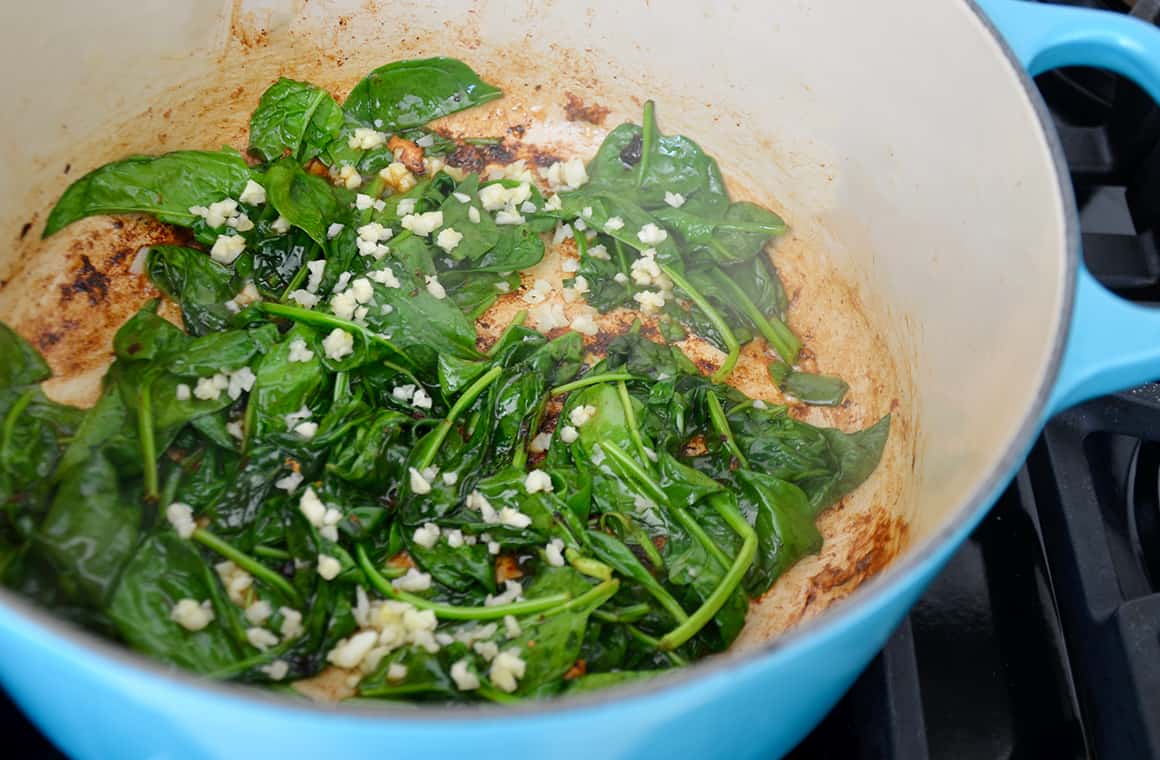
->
[7, 56, 891, 705]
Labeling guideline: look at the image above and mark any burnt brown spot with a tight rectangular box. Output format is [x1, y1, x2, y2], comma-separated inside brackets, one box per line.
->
[529, 148, 561, 168]
[63, 163, 71, 175]
[478, 142, 514, 165]
[59, 255, 110, 306]
[564, 92, 609, 125]
[506, 123, 526, 139]
[19, 223, 31, 240]
[446, 143, 485, 173]
[37, 330, 62, 349]
[694, 357, 717, 375]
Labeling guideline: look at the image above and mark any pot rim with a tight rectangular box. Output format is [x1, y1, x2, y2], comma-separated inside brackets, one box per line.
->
[0, 0, 1077, 726]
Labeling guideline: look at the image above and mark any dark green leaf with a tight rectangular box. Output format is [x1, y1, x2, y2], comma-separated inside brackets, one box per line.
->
[107, 532, 245, 673]
[146, 245, 239, 336]
[249, 78, 343, 163]
[735, 470, 822, 595]
[44, 150, 252, 236]
[772, 365, 850, 407]
[264, 157, 351, 246]
[35, 453, 141, 605]
[344, 58, 502, 132]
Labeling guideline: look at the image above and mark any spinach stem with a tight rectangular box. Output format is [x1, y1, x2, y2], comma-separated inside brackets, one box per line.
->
[598, 442, 731, 570]
[708, 268, 799, 364]
[711, 220, 787, 235]
[726, 399, 755, 416]
[706, 392, 749, 468]
[616, 381, 650, 470]
[600, 512, 664, 571]
[542, 579, 619, 617]
[254, 545, 293, 560]
[511, 445, 528, 472]
[416, 365, 503, 471]
[592, 604, 651, 624]
[617, 626, 686, 668]
[573, 224, 590, 258]
[193, 528, 302, 605]
[279, 243, 321, 301]
[657, 493, 756, 651]
[138, 377, 159, 501]
[1, 389, 35, 457]
[636, 100, 657, 187]
[356, 545, 569, 620]
[333, 371, 349, 402]
[620, 624, 688, 666]
[355, 683, 441, 699]
[206, 643, 290, 680]
[513, 393, 548, 471]
[565, 550, 613, 581]
[550, 373, 641, 396]
[487, 310, 528, 357]
[477, 684, 521, 704]
[360, 177, 387, 225]
[660, 264, 739, 383]
[611, 239, 632, 285]
[257, 302, 420, 364]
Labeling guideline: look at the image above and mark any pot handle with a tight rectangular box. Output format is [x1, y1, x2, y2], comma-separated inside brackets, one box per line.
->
[979, 0, 1160, 416]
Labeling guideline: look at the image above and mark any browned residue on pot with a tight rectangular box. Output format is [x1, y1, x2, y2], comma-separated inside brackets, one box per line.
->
[564, 93, 610, 126]
[0, 3, 914, 677]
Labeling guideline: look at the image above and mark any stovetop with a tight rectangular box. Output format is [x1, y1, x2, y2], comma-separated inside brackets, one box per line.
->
[6, 0, 1160, 757]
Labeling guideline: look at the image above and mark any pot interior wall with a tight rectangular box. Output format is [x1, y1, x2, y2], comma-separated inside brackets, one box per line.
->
[0, 0, 1066, 649]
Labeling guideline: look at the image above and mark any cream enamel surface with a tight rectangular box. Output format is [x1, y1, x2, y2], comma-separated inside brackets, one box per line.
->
[0, 1, 1064, 658]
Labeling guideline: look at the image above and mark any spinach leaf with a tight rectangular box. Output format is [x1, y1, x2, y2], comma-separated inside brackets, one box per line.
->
[146, 246, 239, 336]
[0, 329, 83, 556]
[0, 322, 50, 387]
[107, 531, 245, 673]
[250, 327, 327, 435]
[462, 226, 545, 272]
[734, 470, 822, 595]
[112, 303, 189, 361]
[44, 150, 253, 236]
[361, 254, 481, 367]
[344, 58, 502, 131]
[582, 106, 729, 211]
[730, 406, 890, 513]
[35, 453, 141, 605]
[568, 670, 665, 693]
[814, 415, 892, 511]
[264, 158, 351, 246]
[250, 228, 316, 298]
[249, 78, 343, 163]
[768, 361, 850, 406]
